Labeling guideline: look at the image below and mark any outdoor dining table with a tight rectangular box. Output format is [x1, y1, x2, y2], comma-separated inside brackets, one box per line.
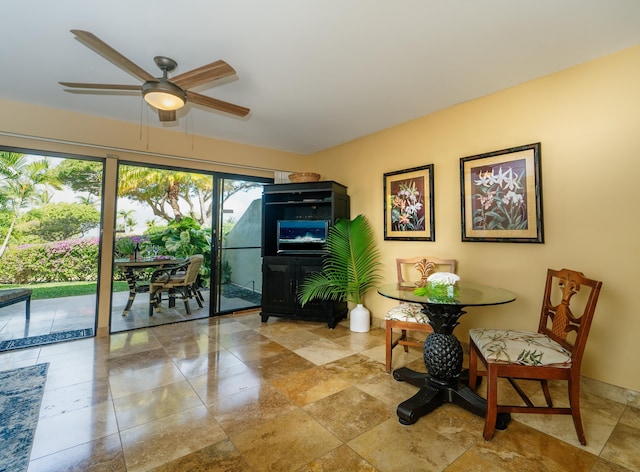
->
[378, 281, 516, 427]
[114, 258, 182, 315]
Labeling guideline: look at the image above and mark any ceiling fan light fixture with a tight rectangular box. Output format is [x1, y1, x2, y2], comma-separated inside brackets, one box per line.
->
[142, 80, 186, 111]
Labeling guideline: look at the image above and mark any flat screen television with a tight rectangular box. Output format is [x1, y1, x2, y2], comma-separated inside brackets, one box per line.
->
[277, 219, 329, 254]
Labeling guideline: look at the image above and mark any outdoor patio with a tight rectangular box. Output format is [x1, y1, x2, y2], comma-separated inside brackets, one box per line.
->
[0, 286, 261, 348]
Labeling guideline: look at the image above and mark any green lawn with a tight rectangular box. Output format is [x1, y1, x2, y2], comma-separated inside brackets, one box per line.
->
[0, 281, 129, 300]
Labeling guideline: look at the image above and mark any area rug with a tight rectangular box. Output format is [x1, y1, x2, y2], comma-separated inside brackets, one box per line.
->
[0, 363, 49, 472]
[0, 328, 94, 352]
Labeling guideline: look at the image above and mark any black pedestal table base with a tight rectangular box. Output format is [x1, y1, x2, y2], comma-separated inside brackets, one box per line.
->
[393, 367, 511, 429]
[392, 302, 511, 429]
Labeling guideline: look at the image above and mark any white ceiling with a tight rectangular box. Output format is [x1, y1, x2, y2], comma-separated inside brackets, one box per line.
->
[2, 1, 640, 155]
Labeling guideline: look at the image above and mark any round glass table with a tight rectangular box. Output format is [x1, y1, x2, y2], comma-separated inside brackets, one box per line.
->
[378, 282, 516, 426]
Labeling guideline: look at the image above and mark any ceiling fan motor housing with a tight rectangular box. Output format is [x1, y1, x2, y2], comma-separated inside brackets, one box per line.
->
[142, 79, 186, 110]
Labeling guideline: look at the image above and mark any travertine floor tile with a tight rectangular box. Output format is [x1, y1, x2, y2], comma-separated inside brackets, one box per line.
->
[294, 337, 357, 365]
[108, 359, 185, 398]
[230, 409, 341, 472]
[148, 439, 250, 472]
[443, 449, 511, 472]
[158, 334, 223, 359]
[271, 364, 352, 406]
[512, 386, 625, 454]
[323, 353, 386, 384]
[225, 338, 289, 362]
[120, 405, 227, 472]
[600, 422, 640, 471]
[355, 369, 422, 411]
[208, 383, 298, 436]
[188, 362, 263, 404]
[215, 329, 271, 349]
[468, 419, 598, 471]
[348, 416, 467, 471]
[303, 386, 393, 441]
[40, 376, 111, 419]
[113, 379, 202, 430]
[171, 348, 244, 378]
[31, 400, 119, 460]
[244, 350, 315, 380]
[299, 444, 377, 471]
[27, 433, 126, 472]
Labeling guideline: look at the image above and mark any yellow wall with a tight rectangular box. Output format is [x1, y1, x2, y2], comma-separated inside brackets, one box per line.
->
[312, 45, 640, 393]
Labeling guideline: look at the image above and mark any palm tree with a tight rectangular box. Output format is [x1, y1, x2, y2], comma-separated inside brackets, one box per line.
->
[76, 194, 96, 206]
[0, 152, 62, 258]
[117, 209, 136, 233]
[32, 189, 54, 206]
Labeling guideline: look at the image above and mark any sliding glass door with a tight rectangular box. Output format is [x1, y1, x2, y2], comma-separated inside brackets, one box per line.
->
[110, 162, 269, 332]
[214, 177, 267, 313]
[0, 147, 103, 348]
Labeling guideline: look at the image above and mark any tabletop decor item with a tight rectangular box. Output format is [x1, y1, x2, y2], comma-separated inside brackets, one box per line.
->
[413, 272, 460, 301]
[297, 214, 381, 332]
[288, 172, 321, 182]
[383, 164, 435, 241]
[460, 142, 543, 243]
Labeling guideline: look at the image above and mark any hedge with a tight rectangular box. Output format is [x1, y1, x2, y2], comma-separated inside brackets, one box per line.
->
[0, 238, 101, 284]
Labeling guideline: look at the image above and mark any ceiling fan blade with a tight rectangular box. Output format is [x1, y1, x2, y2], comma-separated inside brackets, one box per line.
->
[186, 90, 250, 117]
[70, 29, 155, 82]
[171, 60, 236, 89]
[59, 82, 141, 91]
[158, 110, 176, 122]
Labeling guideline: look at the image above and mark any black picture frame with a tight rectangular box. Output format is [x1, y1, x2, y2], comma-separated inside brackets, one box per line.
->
[460, 143, 543, 243]
[383, 164, 435, 241]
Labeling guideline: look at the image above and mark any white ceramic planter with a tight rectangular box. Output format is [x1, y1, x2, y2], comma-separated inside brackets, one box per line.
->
[350, 304, 370, 332]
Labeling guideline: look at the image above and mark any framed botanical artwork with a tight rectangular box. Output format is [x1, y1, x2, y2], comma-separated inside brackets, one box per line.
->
[383, 164, 435, 241]
[460, 142, 543, 243]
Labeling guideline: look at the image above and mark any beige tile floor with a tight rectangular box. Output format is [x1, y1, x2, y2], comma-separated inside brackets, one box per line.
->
[0, 312, 638, 471]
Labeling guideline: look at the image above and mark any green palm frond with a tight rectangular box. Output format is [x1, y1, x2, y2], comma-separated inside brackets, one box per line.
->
[298, 214, 381, 305]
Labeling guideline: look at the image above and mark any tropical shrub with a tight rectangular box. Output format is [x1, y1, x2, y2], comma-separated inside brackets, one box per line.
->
[0, 238, 100, 284]
[147, 217, 211, 259]
[147, 217, 211, 282]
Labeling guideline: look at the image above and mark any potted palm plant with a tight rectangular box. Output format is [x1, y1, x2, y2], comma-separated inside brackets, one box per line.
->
[298, 214, 381, 332]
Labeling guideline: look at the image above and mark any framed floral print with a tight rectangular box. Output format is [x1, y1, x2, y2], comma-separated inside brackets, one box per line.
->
[460, 142, 543, 243]
[383, 164, 435, 241]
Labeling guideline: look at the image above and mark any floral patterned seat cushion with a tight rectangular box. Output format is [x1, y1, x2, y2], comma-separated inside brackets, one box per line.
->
[384, 303, 429, 324]
[469, 328, 572, 367]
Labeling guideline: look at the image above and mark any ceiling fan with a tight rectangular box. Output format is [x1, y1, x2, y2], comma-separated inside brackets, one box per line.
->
[60, 29, 250, 122]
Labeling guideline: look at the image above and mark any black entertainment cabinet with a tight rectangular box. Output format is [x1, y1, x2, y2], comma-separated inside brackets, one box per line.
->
[261, 181, 350, 328]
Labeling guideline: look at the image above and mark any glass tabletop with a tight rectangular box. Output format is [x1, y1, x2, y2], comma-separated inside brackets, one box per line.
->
[378, 282, 516, 307]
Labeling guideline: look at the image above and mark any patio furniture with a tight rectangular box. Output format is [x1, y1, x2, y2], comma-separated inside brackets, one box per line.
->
[0, 289, 33, 319]
[114, 258, 181, 315]
[149, 255, 204, 316]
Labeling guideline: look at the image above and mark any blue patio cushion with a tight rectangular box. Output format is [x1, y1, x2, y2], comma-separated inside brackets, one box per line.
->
[470, 328, 572, 367]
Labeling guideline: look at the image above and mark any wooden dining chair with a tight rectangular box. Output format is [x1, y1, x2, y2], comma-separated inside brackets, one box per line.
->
[468, 268, 602, 445]
[384, 256, 457, 373]
[149, 254, 204, 316]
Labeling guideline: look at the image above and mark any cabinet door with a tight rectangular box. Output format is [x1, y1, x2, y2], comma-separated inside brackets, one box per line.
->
[295, 258, 329, 317]
[262, 257, 294, 313]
